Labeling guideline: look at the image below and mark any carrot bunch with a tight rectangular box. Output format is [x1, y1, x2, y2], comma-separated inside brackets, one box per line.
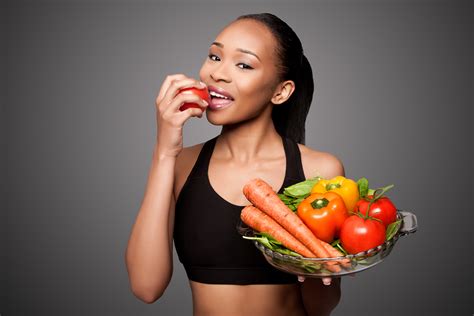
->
[240, 178, 350, 272]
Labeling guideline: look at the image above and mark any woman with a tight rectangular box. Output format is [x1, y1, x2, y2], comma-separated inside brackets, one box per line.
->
[126, 13, 343, 316]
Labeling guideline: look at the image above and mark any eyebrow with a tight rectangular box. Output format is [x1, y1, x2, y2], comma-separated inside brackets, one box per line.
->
[211, 41, 261, 61]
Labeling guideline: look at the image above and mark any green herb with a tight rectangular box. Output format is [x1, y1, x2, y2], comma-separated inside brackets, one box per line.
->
[330, 239, 348, 256]
[283, 177, 321, 198]
[243, 233, 302, 257]
[386, 219, 402, 241]
[357, 177, 369, 198]
[278, 177, 321, 212]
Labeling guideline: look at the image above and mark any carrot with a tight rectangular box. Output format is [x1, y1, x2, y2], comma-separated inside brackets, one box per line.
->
[243, 178, 341, 273]
[321, 241, 351, 268]
[241, 205, 316, 258]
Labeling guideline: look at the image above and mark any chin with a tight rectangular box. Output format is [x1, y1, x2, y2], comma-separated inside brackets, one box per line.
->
[206, 106, 262, 127]
[205, 109, 235, 126]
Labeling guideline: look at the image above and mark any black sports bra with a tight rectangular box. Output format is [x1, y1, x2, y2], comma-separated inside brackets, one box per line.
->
[173, 135, 306, 285]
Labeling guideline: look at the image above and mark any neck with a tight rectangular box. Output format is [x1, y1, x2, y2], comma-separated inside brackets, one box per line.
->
[216, 108, 283, 163]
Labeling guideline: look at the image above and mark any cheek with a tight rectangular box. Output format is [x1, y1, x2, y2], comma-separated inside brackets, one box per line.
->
[239, 75, 275, 104]
[238, 70, 263, 92]
[198, 66, 206, 81]
[199, 61, 211, 80]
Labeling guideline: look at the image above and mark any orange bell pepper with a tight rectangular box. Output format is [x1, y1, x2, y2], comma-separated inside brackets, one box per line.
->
[297, 191, 349, 243]
[311, 176, 359, 212]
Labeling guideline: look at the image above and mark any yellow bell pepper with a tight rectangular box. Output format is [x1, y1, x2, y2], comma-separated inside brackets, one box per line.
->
[311, 176, 359, 212]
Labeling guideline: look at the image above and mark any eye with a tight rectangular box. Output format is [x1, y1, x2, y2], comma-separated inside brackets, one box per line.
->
[208, 54, 220, 61]
[237, 63, 253, 70]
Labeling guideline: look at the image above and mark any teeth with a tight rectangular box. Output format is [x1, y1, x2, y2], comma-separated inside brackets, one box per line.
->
[210, 91, 231, 99]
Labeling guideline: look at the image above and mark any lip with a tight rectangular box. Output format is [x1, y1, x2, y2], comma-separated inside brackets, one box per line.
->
[207, 85, 235, 100]
[208, 98, 234, 111]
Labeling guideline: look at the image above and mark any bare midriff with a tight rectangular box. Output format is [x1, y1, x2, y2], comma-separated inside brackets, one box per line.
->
[189, 281, 307, 316]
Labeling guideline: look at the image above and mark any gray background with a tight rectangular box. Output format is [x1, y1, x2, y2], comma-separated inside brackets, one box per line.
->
[3, 0, 472, 315]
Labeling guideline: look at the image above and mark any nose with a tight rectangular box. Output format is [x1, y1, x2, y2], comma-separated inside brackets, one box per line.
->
[210, 62, 231, 83]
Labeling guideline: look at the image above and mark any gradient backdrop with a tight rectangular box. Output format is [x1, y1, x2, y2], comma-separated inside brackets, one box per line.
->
[3, 0, 472, 315]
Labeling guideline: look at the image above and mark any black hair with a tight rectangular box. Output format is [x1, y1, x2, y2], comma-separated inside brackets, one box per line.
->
[236, 13, 314, 145]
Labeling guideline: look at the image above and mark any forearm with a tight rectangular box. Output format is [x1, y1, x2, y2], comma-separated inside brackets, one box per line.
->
[125, 145, 176, 301]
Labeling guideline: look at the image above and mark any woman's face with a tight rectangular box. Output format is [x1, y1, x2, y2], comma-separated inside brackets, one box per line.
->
[199, 19, 282, 125]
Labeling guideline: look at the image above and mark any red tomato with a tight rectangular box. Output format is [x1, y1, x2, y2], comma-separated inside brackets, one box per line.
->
[178, 87, 210, 111]
[356, 196, 397, 227]
[340, 215, 386, 254]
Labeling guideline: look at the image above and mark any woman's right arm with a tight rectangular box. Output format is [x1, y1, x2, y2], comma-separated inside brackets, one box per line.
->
[125, 74, 208, 303]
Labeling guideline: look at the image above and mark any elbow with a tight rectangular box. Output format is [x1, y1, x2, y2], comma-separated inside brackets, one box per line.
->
[127, 270, 172, 304]
[124, 249, 173, 304]
[131, 284, 165, 304]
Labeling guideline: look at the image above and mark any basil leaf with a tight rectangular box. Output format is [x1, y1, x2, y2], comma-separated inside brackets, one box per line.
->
[243, 236, 274, 250]
[283, 177, 321, 198]
[277, 193, 293, 203]
[386, 219, 402, 241]
[303, 265, 318, 273]
[357, 177, 369, 198]
[260, 232, 283, 246]
[293, 197, 305, 206]
[274, 248, 301, 257]
[250, 233, 304, 257]
[279, 193, 308, 212]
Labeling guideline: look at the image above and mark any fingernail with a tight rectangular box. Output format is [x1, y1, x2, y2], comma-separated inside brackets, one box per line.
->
[203, 100, 209, 106]
[200, 81, 206, 87]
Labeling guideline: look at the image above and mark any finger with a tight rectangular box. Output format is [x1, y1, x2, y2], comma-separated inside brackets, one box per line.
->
[160, 78, 207, 109]
[164, 93, 209, 114]
[156, 74, 187, 104]
[174, 107, 205, 124]
[297, 276, 306, 283]
[322, 277, 332, 286]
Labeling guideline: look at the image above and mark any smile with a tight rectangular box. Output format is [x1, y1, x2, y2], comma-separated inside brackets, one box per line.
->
[208, 98, 234, 110]
[209, 91, 232, 100]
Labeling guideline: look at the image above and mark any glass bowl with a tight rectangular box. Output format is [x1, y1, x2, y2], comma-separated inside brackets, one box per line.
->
[237, 210, 417, 278]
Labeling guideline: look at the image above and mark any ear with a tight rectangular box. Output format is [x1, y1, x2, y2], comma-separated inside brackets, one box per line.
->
[271, 80, 295, 105]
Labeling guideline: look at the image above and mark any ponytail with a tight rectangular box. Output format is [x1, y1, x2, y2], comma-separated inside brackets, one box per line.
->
[237, 13, 314, 145]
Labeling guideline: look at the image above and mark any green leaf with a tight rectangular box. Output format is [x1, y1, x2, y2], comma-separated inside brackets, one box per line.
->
[277, 193, 293, 203]
[357, 177, 369, 198]
[259, 232, 282, 246]
[273, 248, 302, 257]
[302, 264, 318, 273]
[279, 190, 310, 212]
[247, 233, 305, 257]
[283, 177, 321, 198]
[330, 239, 348, 255]
[386, 219, 402, 241]
[294, 197, 305, 205]
[243, 236, 274, 250]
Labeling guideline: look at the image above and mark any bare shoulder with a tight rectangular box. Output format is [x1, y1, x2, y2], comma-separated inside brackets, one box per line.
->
[173, 142, 205, 199]
[297, 143, 345, 179]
